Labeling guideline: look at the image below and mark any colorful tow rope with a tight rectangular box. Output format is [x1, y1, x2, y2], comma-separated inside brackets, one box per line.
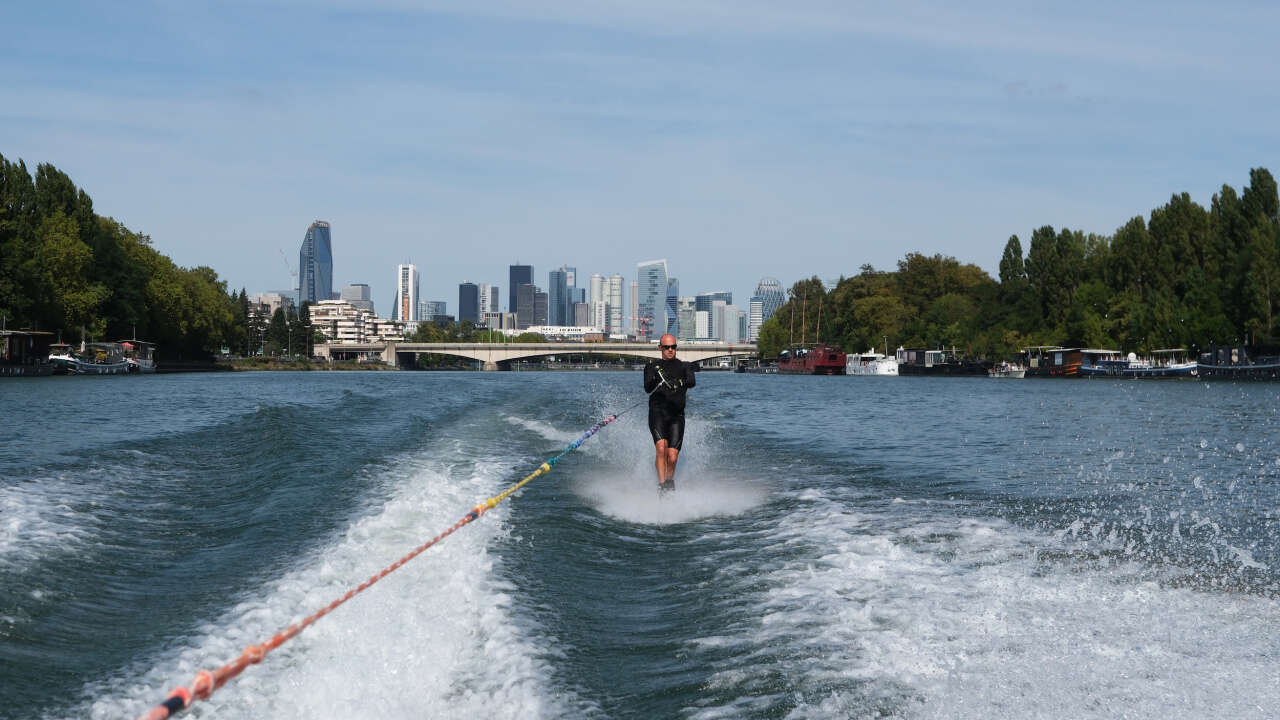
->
[136, 398, 645, 720]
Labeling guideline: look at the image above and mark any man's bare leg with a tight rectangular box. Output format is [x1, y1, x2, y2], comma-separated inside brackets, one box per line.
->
[665, 447, 680, 483]
[655, 439, 670, 486]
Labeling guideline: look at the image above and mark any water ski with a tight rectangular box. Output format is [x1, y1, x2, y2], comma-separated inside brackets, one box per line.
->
[659, 479, 676, 493]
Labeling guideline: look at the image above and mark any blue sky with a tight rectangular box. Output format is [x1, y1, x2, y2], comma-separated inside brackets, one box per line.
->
[4, 1, 1278, 313]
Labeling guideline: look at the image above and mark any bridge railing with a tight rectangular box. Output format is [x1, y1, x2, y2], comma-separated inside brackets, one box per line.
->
[314, 341, 759, 368]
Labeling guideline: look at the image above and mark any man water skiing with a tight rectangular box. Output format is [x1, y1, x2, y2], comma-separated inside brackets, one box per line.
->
[643, 333, 696, 491]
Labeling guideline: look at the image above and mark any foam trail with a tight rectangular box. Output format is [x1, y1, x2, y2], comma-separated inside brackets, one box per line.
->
[687, 487, 1280, 719]
[82, 452, 587, 720]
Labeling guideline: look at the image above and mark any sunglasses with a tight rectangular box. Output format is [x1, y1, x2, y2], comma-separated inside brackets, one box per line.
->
[660, 344, 677, 350]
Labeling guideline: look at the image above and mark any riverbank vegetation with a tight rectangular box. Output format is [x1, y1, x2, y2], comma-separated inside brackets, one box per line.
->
[0, 154, 241, 362]
[6, 155, 1275, 364]
[758, 168, 1280, 359]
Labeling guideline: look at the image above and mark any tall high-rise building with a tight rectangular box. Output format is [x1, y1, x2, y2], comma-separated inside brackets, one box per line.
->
[565, 267, 581, 322]
[721, 304, 741, 343]
[533, 289, 548, 327]
[754, 277, 785, 324]
[696, 291, 733, 339]
[587, 274, 605, 333]
[710, 300, 728, 341]
[748, 299, 764, 341]
[608, 274, 625, 334]
[636, 259, 668, 341]
[677, 297, 696, 343]
[392, 264, 419, 322]
[478, 284, 499, 316]
[516, 283, 537, 329]
[298, 221, 334, 304]
[548, 268, 568, 326]
[665, 278, 680, 339]
[509, 264, 532, 315]
[628, 280, 638, 336]
[459, 282, 479, 324]
[589, 274, 605, 304]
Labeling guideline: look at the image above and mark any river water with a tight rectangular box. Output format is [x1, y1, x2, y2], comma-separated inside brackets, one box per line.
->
[2, 371, 1278, 719]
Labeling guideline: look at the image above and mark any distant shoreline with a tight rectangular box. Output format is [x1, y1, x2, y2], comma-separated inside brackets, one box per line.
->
[214, 359, 660, 372]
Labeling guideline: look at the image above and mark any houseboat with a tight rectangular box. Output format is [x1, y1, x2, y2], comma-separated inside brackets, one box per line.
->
[1197, 345, 1280, 380]
[846, 349, 899, 376]
[120, 340, 157, 373]
[776, 345, 847, 375]
[49, 342, 131, 375]
[987, 361, 1026, 378]
[1020, 346, 1078, 376]
[895, 347, 989, 376]
[1079, 349, 1198, 378]
[1, 330, 55, 376]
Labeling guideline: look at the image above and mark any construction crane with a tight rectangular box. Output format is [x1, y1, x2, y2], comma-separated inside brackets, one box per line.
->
[279, 248, 298, 290]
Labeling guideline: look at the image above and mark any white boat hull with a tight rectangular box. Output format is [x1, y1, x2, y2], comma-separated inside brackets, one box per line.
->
[846, 356, 899, 376]
[988, 368, 1026, 378]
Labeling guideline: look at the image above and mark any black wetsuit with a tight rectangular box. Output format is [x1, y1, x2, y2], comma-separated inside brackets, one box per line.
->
[644, 357, 696, 450]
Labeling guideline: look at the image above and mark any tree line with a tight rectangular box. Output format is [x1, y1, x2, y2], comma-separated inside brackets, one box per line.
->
[6, 156, 1276, 364]
[0, 155, 241, 361]
[758, 168, 1280, 360]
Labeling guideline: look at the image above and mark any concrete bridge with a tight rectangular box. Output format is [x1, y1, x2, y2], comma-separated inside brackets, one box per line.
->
[313, 341, 758, 370]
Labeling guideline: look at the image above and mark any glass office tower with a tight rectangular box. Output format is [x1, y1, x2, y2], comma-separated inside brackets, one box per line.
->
[298, 221, 333, 304]
[509, 264, 532, 315]
[459, 282, 479, 324]
[636, 259, 668, 341]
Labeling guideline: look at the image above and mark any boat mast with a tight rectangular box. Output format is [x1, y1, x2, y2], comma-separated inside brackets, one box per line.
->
[800, 292, 807, 347]
[815, 295, 822, 344]
[789, 294, 795, 347]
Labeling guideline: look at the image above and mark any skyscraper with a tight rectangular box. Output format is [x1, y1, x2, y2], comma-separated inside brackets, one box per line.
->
[608, 274, 624, 335]
[564, 266, 580, 323]
[459, 282, 479, 324]
[636, 259, 668, 341]
[754, 277, 785, 325]
[478, 284, 499, 316]
[298, 221, 334, 304]
[677, 297, 696, 342]
[696, 291, 733, 339]
[533, 290, 548, 327]
[548, 268, 568, 326]
[393, 264, 419, 322]
[748, 299, 764, 341]
[517, 283, 537, 329]
[721, 304, 741, 343]
[628, 280, 638, 336]
[665, 277, 680, 339]
[509, 264, 532, 315]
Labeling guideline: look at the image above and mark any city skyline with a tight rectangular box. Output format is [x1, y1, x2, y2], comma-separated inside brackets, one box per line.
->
[6, 4, 1276, 315]
[271, 230, 770, 324]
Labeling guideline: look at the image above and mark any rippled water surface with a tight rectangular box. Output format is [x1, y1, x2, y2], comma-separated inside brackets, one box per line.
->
[2, 371, 1279, 719]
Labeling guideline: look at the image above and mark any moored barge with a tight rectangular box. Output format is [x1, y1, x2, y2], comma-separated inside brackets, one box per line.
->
[776, 345, 847, 375]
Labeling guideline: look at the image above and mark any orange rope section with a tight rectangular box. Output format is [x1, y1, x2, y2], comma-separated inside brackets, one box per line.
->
[136, 400, 641, 720]
[137, 512, 477, 720]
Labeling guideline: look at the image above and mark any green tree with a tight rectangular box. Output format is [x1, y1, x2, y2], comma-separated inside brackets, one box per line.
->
[37, 212, 108, 338]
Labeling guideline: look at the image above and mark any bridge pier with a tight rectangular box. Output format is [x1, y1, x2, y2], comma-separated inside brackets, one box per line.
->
[483, 361, 499, 371]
